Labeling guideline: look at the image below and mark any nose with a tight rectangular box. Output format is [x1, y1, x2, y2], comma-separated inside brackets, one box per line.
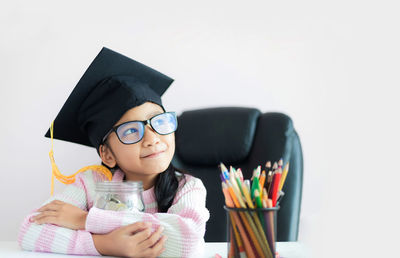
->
[142, 124, 160, 147]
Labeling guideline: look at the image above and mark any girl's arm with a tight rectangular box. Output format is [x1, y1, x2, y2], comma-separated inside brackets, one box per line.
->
[85, 176, 210, 258]
[17, 171, 102, 255]
[92, 222, 167, 257]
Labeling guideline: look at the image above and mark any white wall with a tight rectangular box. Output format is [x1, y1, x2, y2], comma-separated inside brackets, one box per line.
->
[1, 1, 399, 257]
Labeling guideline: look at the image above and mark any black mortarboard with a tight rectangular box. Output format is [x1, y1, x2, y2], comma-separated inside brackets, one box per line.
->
[45, 47, 174, 150]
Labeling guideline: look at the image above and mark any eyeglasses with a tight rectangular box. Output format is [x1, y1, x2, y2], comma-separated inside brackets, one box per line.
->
[102, 112, 178, 145]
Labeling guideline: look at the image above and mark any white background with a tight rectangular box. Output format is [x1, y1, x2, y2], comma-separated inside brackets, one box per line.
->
[1, 1, 399, 257]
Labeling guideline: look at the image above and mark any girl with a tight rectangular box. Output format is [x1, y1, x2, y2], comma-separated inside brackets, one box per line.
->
[17, 47, 210, 257]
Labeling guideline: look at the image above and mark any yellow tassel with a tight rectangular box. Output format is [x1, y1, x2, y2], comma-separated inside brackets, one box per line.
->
[49, 121, 112, 195]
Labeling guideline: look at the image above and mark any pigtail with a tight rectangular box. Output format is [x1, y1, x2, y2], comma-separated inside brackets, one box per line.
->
[154, 164, 187, 212]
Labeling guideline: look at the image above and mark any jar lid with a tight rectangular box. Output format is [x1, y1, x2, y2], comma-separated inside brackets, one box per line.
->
[95, 181, 143, 193]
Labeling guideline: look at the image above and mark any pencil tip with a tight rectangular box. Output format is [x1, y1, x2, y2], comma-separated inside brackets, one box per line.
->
[219, 162, 228, 172]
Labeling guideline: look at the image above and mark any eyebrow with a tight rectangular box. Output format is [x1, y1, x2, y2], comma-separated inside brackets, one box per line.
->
[146, 111, 163, 119]
[115, 111, 164, 127]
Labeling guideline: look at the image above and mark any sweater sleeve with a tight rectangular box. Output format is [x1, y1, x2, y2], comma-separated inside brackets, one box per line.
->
[85, 176, 210, 258]
[17, 171, 102, 256]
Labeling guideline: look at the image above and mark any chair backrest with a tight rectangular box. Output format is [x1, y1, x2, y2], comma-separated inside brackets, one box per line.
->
[172, 107, 303, 242]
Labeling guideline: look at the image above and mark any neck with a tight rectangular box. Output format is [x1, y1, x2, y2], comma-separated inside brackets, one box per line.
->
[124, 173, 158, 190]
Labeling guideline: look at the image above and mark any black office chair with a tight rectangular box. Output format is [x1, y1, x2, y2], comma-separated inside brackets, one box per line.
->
[172, 107, 303, 242]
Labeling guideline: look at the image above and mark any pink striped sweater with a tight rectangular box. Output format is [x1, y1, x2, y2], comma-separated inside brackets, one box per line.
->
[18, 169, 210, 257]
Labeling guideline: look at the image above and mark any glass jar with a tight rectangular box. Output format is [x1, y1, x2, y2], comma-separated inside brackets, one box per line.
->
[94, 181, 144, 212]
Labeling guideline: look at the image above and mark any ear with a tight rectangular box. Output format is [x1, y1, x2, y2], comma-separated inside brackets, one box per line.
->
[99, 144, 117, 168]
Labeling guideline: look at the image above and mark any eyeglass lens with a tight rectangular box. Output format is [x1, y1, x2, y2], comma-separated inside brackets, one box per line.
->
[115, 112, 177, 144]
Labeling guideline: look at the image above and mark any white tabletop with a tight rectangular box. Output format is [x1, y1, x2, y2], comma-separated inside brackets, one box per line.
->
[0, 241, 310, 258]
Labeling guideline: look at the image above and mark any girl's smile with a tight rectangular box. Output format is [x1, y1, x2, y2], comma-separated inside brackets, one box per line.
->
[141, 150, 165, 158]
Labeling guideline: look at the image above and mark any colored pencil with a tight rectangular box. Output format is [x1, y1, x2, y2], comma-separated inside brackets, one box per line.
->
[251, 176, 261, 200]
[254, 189, 266, 230]
[222, 182, 256, 258]
[278, 158, 283, 169]
[226, 181, 266, 257]
[265, 161, 271, 170]
[270, 168, 282, 207]
[241, 183, 272, 258]
[238, 179, 270, 257]
[276, 190, 285, 205]
[228, 226, 235, 258]
[237, 168, 244, 182]
[230, 212, 247, 258]
[259, 171, 266, 197]
[278, 163, 289, 191]
[264, 185, 278, 255]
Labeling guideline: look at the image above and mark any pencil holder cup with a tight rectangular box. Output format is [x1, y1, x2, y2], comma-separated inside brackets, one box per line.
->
[94, 181, 144, 212]
[224, 205, 279, 258]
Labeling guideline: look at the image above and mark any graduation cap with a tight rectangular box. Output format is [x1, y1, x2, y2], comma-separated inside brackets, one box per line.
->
[45, 47, 174, 150]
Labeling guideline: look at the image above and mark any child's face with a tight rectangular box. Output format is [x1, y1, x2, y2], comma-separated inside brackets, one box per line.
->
[100, 102, 175, 180]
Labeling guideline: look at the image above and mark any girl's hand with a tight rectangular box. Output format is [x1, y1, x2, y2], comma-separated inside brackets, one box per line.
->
[93, 222, 167, 258]
[31, 200, 88, 230]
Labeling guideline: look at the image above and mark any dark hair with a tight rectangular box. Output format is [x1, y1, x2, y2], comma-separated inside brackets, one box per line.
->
[154, 163, 186, 212]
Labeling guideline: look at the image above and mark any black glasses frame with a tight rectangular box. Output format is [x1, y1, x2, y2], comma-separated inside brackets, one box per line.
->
[102, 112, 177, 145]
